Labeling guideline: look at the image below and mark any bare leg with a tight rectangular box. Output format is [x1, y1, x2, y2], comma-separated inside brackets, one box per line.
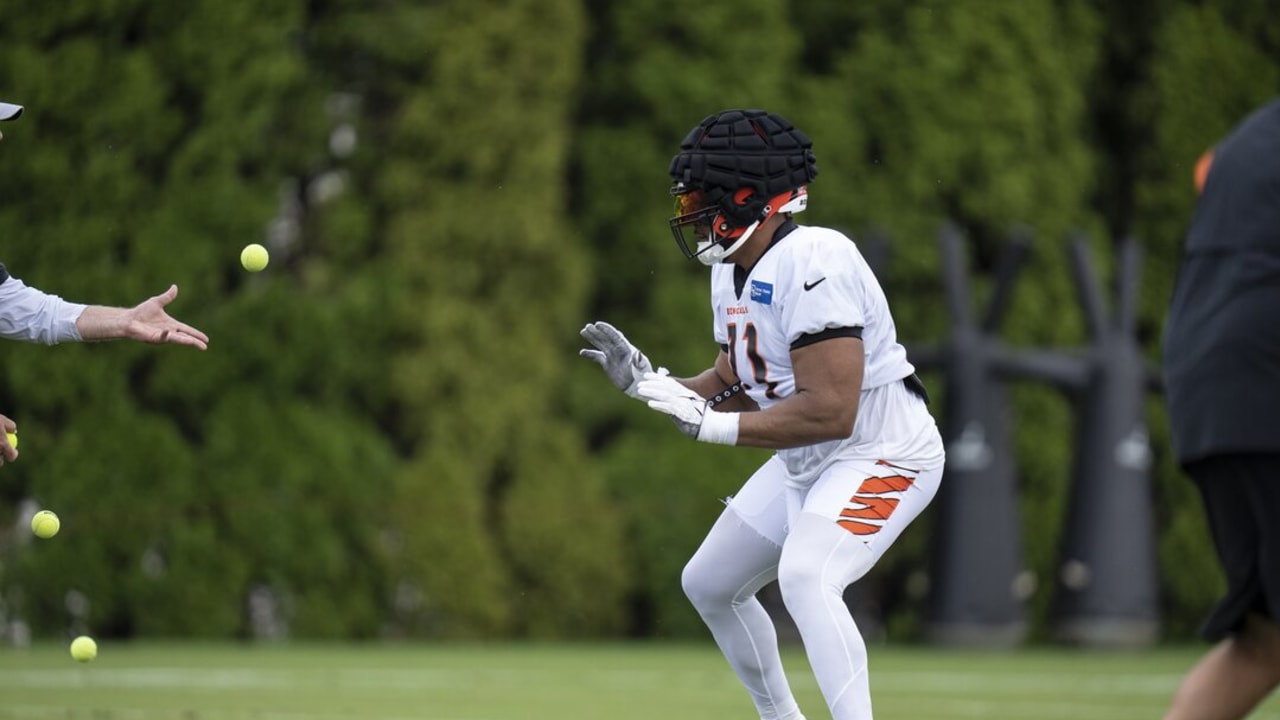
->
[1164, 613, 1280, 720]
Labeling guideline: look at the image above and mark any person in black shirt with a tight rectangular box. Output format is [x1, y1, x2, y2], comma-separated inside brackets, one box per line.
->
[1162, 97, 1280, 720]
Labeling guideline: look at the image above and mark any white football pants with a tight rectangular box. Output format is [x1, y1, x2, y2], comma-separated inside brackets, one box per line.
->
[682, 455, 942, 720]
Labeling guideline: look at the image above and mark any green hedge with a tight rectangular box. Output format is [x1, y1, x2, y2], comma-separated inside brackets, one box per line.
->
[0, 0, 1273, 642]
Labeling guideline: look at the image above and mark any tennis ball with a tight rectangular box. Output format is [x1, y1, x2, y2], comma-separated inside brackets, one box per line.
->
[70, 635, 97, 662]
[31, 510, 60, 539]
[241, 243, 269, 272]
[5, 431, 15, 449]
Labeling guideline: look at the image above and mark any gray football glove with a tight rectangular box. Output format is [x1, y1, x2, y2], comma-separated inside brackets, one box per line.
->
[579, 321, 662, 399]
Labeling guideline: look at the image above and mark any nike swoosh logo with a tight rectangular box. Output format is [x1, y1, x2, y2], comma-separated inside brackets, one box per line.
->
[803, 278, 827, 291]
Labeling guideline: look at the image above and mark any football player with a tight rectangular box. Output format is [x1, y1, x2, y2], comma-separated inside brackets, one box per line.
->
[582, 109, 945, 720]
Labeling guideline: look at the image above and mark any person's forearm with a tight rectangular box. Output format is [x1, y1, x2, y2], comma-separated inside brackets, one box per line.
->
[734, 390, 858, 449]
[75, 305, 127, 342]
[678, 367, 760, 413]
[677, 367, 729, 399]
[678, 367, 759, 412]
[677, 367, 858, 448]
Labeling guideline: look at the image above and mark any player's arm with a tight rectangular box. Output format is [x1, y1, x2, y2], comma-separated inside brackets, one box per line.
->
[638, 331, 863, 449]
[0, 276, 206, 349]
[675, 349, 759, 413]
[735, 334, 862, 449]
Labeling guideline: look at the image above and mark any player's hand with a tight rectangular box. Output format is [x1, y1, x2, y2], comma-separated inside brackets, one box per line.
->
[636, 372, 739, 445]
[635, 372, 705, 437]
[579, 321, 662, 399]
[78, 285, 209, 349]
[0, 413, 17, 466]
[124, 285, 209, 350]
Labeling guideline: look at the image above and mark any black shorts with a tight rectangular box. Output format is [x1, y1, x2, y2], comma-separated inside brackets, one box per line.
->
[1185, 453, 1280, 641]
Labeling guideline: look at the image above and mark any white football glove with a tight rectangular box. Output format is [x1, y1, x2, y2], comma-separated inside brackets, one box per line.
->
[635, 371, 739, 445]
[579, 321, 665, 399]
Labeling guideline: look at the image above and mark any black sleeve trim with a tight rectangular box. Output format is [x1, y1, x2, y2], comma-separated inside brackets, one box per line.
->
[790, 326, 862, 351]
[720, 343, 729, 353]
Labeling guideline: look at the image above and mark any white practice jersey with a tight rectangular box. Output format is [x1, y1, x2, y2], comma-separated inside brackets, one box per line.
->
[710, 222, 943, 486]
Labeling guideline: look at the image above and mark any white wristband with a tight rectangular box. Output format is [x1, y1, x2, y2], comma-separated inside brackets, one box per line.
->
[696, 408, 739, 446]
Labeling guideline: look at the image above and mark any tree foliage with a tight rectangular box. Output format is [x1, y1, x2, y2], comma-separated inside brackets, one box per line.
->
[0, 0, 1272, 643]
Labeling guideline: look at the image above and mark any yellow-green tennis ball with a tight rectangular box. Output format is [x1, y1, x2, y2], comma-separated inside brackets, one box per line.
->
[70, 636, 97, 662]
[241, 243, 269, 272]
[31, 510, 60, 539]
[5, 431, 15, 449]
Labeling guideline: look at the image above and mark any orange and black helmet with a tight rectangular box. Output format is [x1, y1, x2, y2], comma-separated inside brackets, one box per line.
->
[669, 109, 817, 264]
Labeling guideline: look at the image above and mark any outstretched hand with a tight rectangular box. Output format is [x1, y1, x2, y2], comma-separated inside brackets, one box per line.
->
[124, 285, 209, 349]
[78, 284, 209, 349]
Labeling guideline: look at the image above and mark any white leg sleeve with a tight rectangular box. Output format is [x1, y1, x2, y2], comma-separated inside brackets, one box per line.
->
[778, 513, 875, 720]
[778, 462, 943, 720]
[683, 507, 804, 720]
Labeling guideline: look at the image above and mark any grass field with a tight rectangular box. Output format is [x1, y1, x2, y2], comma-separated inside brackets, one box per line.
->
[2, 641, 1278, 719]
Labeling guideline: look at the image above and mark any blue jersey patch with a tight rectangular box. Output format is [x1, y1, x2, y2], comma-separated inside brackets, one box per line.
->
[750, 280, 774, 305]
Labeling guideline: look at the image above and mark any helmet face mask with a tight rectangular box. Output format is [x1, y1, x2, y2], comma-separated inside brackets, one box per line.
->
[667, 109, 818, 264]
[670, 185, 808, 265]
[669, 185, 730, 263]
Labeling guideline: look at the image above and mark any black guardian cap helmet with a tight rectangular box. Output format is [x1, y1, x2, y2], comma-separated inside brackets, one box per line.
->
[668, 109, 817, 264]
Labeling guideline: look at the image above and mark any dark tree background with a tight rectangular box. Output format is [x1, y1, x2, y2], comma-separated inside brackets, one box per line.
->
[0, 0, 1272, 642]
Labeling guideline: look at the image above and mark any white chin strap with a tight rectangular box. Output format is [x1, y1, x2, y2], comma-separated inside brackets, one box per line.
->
[694, 189, 808, 266]
[695, 220, 760, 266]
